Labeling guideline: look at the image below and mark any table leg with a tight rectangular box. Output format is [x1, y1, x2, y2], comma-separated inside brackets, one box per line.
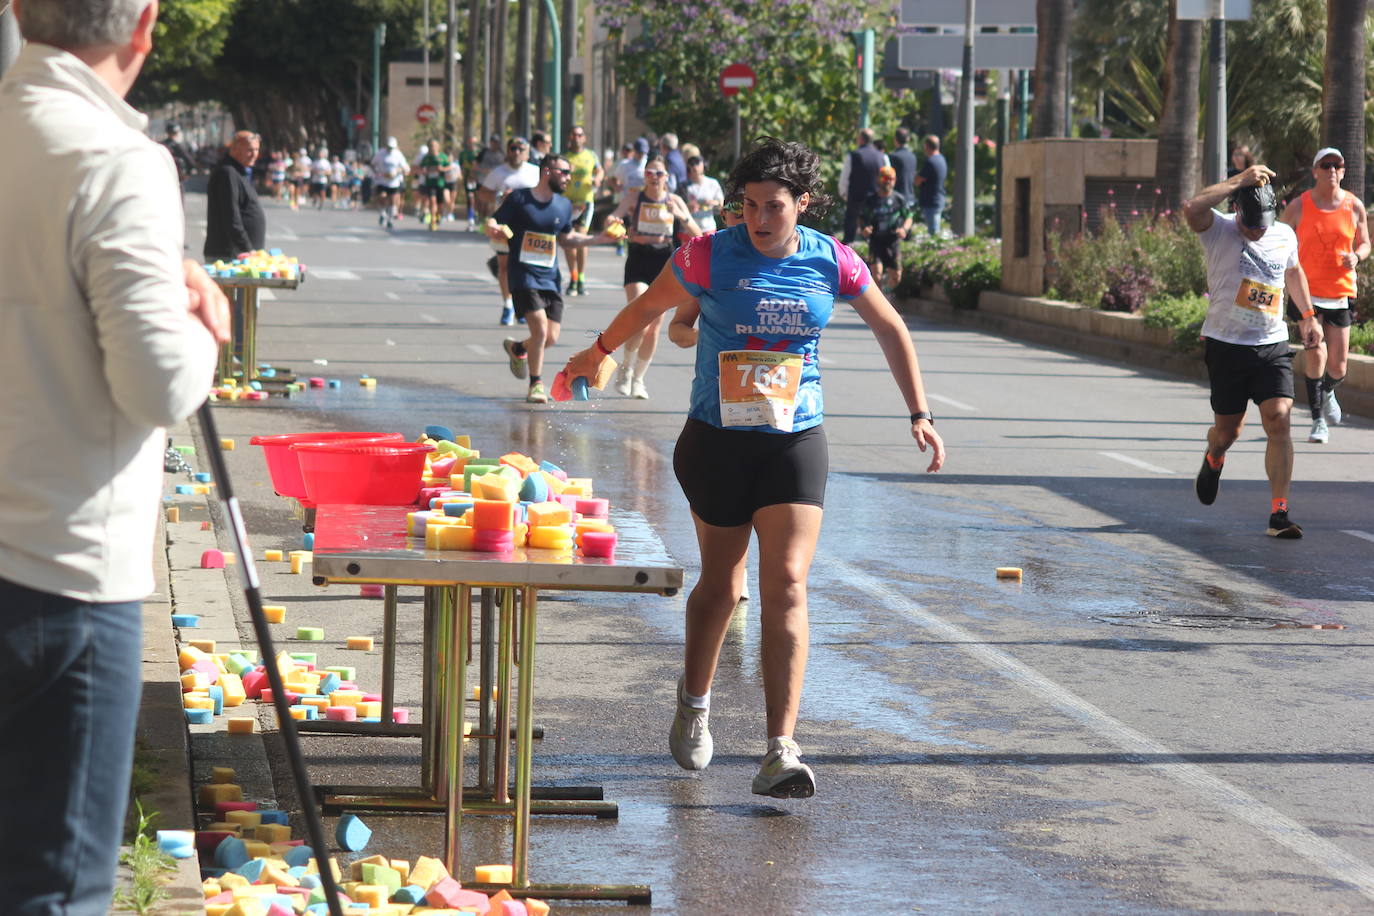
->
[243, 286, 259, 380]
[478, 587, 496, 793]
[381, 586, 398, 724]
[513, 586, 539, 887]
[433, 586, 454, 804]
[420, 587, 436, 795]
[494, 588, 515, 806]
[444, 584, 471, 872]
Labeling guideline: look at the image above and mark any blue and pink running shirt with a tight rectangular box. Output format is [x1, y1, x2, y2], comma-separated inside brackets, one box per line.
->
[671, 224, 871, 433]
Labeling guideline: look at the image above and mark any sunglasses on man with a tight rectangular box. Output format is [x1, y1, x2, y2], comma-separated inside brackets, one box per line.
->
[1317, 160, 1344, 170]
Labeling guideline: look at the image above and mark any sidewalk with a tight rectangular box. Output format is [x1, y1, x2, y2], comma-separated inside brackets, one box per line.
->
[113, 412, 278, 914]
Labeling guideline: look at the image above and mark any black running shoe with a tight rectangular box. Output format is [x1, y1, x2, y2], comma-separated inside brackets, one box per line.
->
[1266, 510, 1303, 539]
[1195, 455, 1222, 505]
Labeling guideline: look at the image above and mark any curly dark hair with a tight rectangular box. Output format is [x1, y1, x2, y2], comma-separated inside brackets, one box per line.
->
[725, 136, 832, 217]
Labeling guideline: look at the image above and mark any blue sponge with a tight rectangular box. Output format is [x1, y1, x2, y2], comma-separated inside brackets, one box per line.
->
[235, 858, 266, 882]
[175, 484, 195, 494]
[335, 813, 371, 851]
[206, 684, 224, 715]
[391, 885, 426, 904]
[327, 379, 341, 389]
[442, 501, 474, 517]
[303, 532, 315, 550]
[518, 473, 547, 503]
[194, 472, 212, 483]
[214, 836, 249, 869]
[424, 424, 455, 442]
[318, 671, 340, 695]
[284, 845, 314, 867]
[184, 708, 212, 724]
[171, 614, 199, 628]
[258, 809, 290, 825]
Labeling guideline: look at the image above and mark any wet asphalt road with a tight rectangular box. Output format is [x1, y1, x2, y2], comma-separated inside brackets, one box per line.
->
[186, 193, 1374, 914]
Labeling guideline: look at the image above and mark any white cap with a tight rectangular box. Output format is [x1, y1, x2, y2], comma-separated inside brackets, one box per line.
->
[386, 136, 399, 149]
[1313, 147, 1344, 168]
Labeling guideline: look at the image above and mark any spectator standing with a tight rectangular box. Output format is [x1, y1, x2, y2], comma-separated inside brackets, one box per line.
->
[889, 127, 917, 202]
[1227, 144, 1254, 178]
[661, 131, 687, 191]
[839, 127, 883, 243]
[914, 134, 948, 237]
[529, 129, 551, 166]
[0, 3, 228, 912]
[205, 130, 266, 260]
[161, 121, 193, 183]
[613, 137, 649, 199]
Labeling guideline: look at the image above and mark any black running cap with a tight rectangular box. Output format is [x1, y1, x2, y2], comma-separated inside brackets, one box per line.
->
[1232, 183, 1277, 229]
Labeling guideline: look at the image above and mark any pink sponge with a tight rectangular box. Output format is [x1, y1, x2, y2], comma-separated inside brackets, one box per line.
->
[200, 549, 225, 569]
[579, 531, 617, 559]
[426, 876, 489, 910]
[241, 668, 269, 699]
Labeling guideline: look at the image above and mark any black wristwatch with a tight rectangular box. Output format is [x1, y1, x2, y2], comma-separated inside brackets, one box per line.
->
[910, 411, 935, 425]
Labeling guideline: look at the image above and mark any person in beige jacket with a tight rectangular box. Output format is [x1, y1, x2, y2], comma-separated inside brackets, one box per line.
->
[0, 1, 229, 912]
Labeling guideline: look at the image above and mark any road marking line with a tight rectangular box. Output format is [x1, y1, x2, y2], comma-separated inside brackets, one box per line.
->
[385, 292, 400, 301]
[466, 344, 489, 355]
[1343, 530, 1374, 544]
[1099, 451, 1174, 474]
[309, 269, 361, 281]
[420, 313, 441, 323]
[826, 556, 1374, 903]
[274, 227, 299, 240]
[927, 393, 978, 411]
[323, 235, 363, 244]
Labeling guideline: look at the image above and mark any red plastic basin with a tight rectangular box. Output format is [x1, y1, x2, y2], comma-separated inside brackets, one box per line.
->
[250, 432, 405, 498]
[291, 441, 435, 505]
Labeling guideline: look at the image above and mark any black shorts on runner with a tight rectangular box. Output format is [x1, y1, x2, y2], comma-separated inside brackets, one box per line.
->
[1203, 338, 1295, 415]
[1286, 298, 1354, 327]
[673, 418, 828, 528]
[624, 243, 672, 287]
[868, 234, 901, 270]
[512, 288, 564, 324]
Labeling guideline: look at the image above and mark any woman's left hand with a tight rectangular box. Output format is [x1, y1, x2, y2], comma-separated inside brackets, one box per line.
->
[911, 419, 945, 473]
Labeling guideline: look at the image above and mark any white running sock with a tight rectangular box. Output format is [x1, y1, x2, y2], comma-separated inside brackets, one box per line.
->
[681, 687, 709, 709]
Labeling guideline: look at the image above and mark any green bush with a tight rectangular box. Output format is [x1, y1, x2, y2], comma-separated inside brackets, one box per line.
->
[1350, 319, 1374, 357]
[1047, 212, 1206, 312]
[895, 233, 1002, 310]
[1142, 293, 1209, 353]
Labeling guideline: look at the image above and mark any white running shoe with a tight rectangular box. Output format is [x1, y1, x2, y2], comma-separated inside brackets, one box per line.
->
[614, 366, 633, 397]
[751, 737, 815, 799]
[1323, 389, 1343, 425]
[668, 678, 712, 771]
[1309, 416, 1329, 444]
[630, 377, 649, 399]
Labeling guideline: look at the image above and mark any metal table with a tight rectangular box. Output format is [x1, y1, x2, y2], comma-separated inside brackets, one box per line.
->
[212, 274, 299, 383]
[311, 505, 682, 904]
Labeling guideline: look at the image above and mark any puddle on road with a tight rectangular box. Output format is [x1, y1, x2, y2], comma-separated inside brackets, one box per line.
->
[1095, 612, 1345, 630]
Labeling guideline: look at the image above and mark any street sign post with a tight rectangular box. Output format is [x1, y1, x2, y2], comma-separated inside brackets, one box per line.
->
[900, 0, 1034, 25]
[719, 63, 756, 161]
[417, 103, 438, 125]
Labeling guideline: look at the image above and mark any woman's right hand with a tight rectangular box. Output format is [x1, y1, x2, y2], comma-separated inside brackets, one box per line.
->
[563, 347, 609, 388]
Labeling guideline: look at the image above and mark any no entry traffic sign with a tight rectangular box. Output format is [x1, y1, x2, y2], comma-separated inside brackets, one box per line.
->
[719, 63, 756, 98]
[416, 103, 438, 124]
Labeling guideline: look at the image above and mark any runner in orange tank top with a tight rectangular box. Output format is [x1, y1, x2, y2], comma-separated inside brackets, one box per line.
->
[1279, 147, 1370, 443]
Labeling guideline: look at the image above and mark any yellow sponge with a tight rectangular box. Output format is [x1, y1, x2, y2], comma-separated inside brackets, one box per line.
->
[187, 638, 216, 654]
[475, 864, 513, 884]
[264, 549, 284, 562]
[254, 823, 292, 844]
[226, 717, 256, 735]
[263, 605, 286, 624]
[220, 673, 246, 708]
[346, 636, 374, 651]
[225, 810, 262, 828]
[198, 783, 242, 805]
[408, 855, 450, 891]
[212, 766, 236, 784]
[220, 438, 236, 450]
[165, 507, 180, 523]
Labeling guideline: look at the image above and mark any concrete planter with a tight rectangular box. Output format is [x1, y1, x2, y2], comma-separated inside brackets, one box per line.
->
[895, 287, 1374, 419]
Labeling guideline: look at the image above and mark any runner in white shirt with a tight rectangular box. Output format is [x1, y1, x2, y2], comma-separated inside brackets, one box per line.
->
[682, 156, 724, 233]
[1183, 165, 1321, 539]
[309, 147, 331, 209]
[478, 137, 541, 324]
[370, 137, 410, 229]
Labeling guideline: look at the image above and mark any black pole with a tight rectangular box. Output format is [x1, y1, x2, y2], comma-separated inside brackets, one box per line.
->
[195, 403, 346, 916]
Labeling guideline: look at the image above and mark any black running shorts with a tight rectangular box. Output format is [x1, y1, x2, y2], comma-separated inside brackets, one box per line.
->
[624, 243, 672, 287]
[512, 288, 564, 324]
[672, 418, 828, 528]
[868, 234, 901, 270]
[1287, 298, 1354, 327]
[1203, 338, 1295, 415]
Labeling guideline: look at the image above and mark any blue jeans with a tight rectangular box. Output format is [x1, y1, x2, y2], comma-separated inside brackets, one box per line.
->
[0, 577, 142, 916]
[921, 206, 942, 237]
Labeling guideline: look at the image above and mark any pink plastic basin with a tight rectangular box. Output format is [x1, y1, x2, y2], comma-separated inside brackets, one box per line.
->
[250, 432, 405, 498]
[291, 441, 435, 505]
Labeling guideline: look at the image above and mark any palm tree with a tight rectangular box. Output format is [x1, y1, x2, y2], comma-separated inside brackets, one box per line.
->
[1154, 6, 1202, 211]
[1322, 0, 1368, 196]
[1031, 0, 1074, 138]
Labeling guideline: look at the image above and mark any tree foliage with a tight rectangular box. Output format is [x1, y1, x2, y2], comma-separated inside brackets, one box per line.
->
[131, 0, 237, 104]
[600, 0, 898, 171]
